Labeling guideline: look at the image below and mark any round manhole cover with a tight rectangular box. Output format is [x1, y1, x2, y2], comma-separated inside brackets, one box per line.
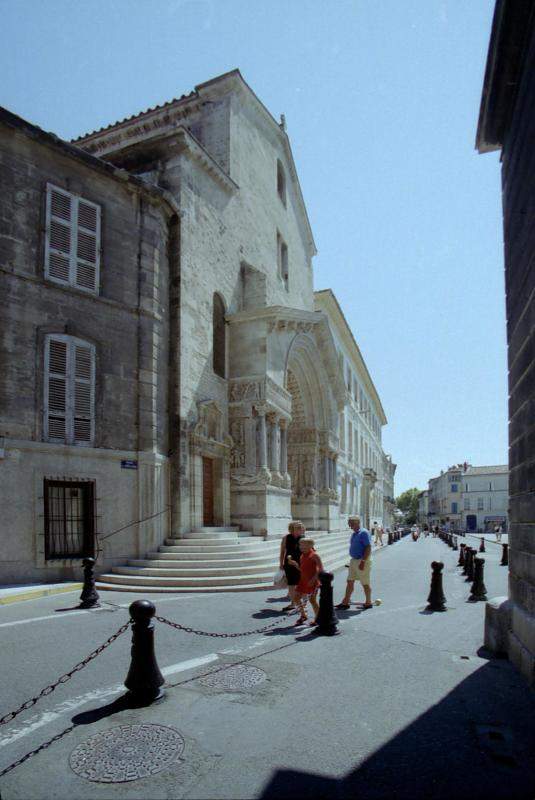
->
[199, 664, 267, 691]
[69, 723, 184, 783]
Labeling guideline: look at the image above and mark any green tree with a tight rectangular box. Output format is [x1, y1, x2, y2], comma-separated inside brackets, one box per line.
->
[396, 488, 421, 525]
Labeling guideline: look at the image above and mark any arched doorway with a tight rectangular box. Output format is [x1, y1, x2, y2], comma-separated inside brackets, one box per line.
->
[285, 334, 339, 531]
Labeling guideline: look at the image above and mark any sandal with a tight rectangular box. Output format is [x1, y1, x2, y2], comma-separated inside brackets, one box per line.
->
[294, 616, 308, 626]
[336, 602, 350, 610]
[282, 604, 294, 612]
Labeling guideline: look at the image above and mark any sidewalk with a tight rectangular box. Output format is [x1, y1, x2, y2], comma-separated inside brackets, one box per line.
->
[0, 582, 82, 605]
[0, 535, 533, 800]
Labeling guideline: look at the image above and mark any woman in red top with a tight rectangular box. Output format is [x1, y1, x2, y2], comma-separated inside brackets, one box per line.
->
[287, 538, 323, 625]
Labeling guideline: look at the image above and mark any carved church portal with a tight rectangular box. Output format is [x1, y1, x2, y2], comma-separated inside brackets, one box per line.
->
[202, 457, 215, 526]
[285, 336, 340, 532]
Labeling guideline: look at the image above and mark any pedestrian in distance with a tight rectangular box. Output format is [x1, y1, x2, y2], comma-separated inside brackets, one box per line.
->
[279, 520, 305, 612]
[336, 516, 381, 610]
[287, 538, 323, 626]
[373, 521, 382, 546]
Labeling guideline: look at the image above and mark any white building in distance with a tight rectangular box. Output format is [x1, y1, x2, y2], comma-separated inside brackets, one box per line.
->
[462, 465, 508, 533]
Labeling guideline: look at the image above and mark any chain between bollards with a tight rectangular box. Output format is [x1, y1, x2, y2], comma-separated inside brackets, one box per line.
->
[0, 621, 130, 726]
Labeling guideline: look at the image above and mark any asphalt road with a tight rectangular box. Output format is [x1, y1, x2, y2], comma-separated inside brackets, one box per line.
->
[0, 534, 533, 800]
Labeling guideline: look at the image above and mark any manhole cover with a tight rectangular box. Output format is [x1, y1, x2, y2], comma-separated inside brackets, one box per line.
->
[199, 664, 267, 691]
[69, 723, 184, 783]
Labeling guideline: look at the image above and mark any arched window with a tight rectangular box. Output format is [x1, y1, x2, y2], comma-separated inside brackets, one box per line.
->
[213, 293, 226, 378]
[277, 160, 286, 206]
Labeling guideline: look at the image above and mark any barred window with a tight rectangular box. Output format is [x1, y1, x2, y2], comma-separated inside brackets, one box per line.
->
[44, 183, 101, 294]
[44, 479, 95, 559]
[44, 335, 95, 446]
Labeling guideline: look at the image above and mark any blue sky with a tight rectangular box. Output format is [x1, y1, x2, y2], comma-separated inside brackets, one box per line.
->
[0, 0, 506, 493]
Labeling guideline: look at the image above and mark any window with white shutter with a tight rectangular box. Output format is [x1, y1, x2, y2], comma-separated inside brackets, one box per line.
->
[44, 184, 101, 294]
[44, 335, 95, 446]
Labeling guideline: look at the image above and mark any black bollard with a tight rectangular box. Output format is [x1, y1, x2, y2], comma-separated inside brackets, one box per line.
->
[458, 543, 466, 567]
[500, 543, 509, 566]
[79, 557, 100, 609]
[426, 561, 447, 612]
[388, 530, 393, 545]
[315, 571, 339, 635]
[479, 537, 486, 553]
[125, 600, 165, 703]
[462, 545, 471, 576]
[469, 557, 488, 602]
[452, 536, 458, 551]
[465, 548, 476, 582]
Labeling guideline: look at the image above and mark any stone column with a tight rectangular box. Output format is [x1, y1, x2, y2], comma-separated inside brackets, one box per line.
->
[279, 420, 288, 475]
[256, 407, 268, 471]
[329, 457, 336, 492]
[323, 454, 330, 490]
[244, 413, 257, 473]
[267, 413, 279, 474]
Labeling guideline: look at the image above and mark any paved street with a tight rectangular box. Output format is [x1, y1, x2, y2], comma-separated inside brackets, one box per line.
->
[0, 534, 534, 800]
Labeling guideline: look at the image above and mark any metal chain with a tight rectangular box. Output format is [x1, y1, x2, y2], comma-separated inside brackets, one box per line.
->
[0, 725, 75, 778]
[156, 614, 290, 638]
[0, 622, 130, 727]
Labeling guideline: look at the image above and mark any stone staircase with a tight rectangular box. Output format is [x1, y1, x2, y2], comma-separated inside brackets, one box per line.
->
[96, 527, 351, 593]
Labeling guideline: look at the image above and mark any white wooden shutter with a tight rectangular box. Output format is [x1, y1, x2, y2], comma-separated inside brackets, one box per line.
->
[75, 198, 100, 293]
[45, 338, 68, 441]
[44, 335, 95, 445]
[45, 184, 100, 294]
[73, 343, 94, 444]
[45, 186, 73, 285]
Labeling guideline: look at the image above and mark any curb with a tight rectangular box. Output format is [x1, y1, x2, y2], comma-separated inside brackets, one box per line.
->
[0, 583, 83, 606]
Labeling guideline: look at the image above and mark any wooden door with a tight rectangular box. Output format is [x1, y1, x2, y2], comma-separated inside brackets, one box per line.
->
[202, 457, 214, 526]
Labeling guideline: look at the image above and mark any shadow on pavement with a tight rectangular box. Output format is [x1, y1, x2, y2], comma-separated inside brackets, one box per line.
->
[257, 660, 535, 800]
[71, 692, 161, 726]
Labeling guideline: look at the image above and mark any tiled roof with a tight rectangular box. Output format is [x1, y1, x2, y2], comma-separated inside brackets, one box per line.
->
[71, 90, 197, 143]
[464, 465, 508, 475]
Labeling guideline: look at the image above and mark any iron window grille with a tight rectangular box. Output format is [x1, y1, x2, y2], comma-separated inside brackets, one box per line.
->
[44, 479, 95, 560]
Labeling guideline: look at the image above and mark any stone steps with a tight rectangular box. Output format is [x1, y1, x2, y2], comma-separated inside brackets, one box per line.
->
[96, 527, 351, 593]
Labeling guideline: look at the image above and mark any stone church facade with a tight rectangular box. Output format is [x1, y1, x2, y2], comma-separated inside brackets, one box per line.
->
[0, 70, 394, 585]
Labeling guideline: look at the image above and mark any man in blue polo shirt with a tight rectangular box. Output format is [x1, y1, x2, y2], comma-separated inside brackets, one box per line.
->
[336, 516, 375, 609]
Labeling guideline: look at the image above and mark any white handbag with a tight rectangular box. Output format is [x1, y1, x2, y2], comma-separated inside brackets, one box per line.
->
[273, 568, 288, 588]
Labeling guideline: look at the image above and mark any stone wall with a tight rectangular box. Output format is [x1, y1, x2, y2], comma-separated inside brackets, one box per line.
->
[500, 20, 535, 685]
[0, 114, 172, 582]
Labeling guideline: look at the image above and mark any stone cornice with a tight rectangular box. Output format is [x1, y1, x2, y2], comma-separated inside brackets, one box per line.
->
[226, 305, 318, 326]
[0, 106, 180, 218]
[314, 289, 387, 425]
[79, 124, 238, 195]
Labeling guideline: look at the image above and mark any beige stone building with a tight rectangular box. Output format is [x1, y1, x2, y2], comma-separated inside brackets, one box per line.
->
[427, 465, 464, 530]
[0, 70, 393, 588]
